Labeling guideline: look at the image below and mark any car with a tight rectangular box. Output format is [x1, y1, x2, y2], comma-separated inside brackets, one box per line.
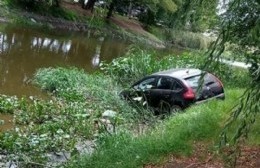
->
[120, 68, 225, 114]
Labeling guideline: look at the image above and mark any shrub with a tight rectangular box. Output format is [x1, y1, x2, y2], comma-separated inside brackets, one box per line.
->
[101, 47, 249, 88]
[66, 89, 244, 168]
[100, 47, 204, 87]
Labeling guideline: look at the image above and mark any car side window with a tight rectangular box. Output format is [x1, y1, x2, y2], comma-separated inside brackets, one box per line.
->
[156, 77, 173, 90]
[172, 81, 183, 91]
[134, 77, 156, 90]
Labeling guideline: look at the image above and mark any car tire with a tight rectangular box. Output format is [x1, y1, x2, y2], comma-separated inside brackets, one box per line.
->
[169, 105, 182, 114]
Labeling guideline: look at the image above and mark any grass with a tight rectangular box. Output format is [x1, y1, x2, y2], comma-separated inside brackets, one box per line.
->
[66, 89, 249, 168]
[1, 67, 150, 166]
[101, 47, 250, 88]
[0, 47, 255, 167]
[147, 26, 214, 50]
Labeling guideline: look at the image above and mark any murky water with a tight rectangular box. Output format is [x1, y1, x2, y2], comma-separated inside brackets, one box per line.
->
[0, 114, 13, 132]
[0, 24, 129, 98]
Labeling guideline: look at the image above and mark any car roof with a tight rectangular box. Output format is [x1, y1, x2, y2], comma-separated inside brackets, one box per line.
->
[152, 68, 202, 79]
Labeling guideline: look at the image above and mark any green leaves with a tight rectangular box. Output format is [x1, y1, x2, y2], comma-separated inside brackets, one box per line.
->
[0, 95, 19, 114]
[160, 0, 178, 13]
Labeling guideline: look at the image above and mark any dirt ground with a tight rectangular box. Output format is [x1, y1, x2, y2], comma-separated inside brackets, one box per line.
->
[61, 1, 147, 34]
[144, 144, 260, 168]
[61, 1, 164, 46]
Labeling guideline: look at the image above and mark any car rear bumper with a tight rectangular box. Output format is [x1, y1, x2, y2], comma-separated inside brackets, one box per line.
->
[195, 93, 225, 105]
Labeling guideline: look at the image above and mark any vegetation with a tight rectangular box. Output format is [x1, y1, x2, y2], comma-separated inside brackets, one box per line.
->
[66, 89, 258, 168]
[202, 0, 259, 148]
[0, 47, 251, 167]
[3, 0, 218, 32]
[0, 0, 259, 167]
[101, 47, 249, 88]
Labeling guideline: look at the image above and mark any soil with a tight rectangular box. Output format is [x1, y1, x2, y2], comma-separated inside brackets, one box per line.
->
[60, 1, 164, 47]
[144, 144, 260, 168]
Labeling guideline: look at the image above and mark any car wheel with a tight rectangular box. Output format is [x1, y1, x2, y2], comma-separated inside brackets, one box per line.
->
[169, 105, 182, 114]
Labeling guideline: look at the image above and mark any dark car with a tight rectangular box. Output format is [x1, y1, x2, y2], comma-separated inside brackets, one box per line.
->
[121, 68, 225, 114]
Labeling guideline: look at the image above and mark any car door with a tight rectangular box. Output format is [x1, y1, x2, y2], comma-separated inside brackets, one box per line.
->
[132, 76, 157, 105]
[151, 76, 185, 111]
[151, 76, 175, 107]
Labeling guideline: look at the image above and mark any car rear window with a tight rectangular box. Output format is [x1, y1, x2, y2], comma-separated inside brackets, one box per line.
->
[185, 75, 201, 89]
[185, 73, 217, 90]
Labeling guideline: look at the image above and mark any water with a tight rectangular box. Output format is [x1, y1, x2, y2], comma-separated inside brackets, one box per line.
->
[0, 25, 129, 98]
[0, 114, 13, 132]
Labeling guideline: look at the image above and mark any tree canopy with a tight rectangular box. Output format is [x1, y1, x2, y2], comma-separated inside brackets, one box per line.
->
[203, 0, 259, 146]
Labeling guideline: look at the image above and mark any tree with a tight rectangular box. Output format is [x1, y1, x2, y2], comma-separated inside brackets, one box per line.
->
[83, 0, 97, 13]
[202, 0, 259, 148]
[106, 0, 117, 18]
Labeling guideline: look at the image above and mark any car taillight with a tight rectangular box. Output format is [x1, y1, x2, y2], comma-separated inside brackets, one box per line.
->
[183, 87, 195, 99]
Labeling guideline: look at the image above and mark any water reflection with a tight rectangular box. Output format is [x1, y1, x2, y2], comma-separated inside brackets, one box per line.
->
[0, 114, 13, 132]
[0, 26, 129, 97]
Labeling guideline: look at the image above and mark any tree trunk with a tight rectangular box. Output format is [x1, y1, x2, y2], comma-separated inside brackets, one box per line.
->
[79, 0, 85, 9]
[106, 0, 116, 19]
[53, 0, 60, 7]
[85, 0, 97, 13]
[127, 0, 132, 19]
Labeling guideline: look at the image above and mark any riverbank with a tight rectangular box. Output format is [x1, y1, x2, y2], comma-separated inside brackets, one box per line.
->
[0, 1, 165, 48]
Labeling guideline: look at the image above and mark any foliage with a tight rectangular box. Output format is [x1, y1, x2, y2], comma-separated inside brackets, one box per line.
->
[100, 47, 249, 88]
[0, 97, 94, 166]
[100, 47, 200, 86]
[201, 0, 260, 148]
[139, 0, 218, 31]
[1, 67, 149, 167]
[0, 95, 19, 114]
[66, 89, 246, 168]
[169, 30, 213, 49]
[190, 0, 260, 165]
[4, 0, 78, 21]
[33, 67, 88, 100]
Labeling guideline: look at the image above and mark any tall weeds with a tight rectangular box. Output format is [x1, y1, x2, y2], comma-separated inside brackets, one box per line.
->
[66, 89, 244, 168]
[101, 47, 249, 88]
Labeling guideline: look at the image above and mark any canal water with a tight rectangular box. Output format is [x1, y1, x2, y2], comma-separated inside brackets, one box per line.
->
[0, 24, 130, 98]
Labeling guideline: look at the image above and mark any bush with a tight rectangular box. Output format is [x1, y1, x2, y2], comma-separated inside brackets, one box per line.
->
[33, 67, 147, 120]
[66, 89, 244, 168]
[101, 47, 249, 88]
[100, 47, 204, 87]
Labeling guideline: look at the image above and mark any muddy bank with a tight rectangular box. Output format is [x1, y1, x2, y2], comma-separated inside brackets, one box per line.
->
[22, 11, 165, 48]
[0, 3, 165, 48]
[21, 11, 89, 31]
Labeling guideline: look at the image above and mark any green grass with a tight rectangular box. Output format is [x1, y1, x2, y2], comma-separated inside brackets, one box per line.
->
[66, 89, 249, 168]
[0, 48, 256, 167]
[33, 67, 144, 120]
[101, 47, 250, 88]
[147, 26, 214, 50]
[1, 67, 150, 166]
